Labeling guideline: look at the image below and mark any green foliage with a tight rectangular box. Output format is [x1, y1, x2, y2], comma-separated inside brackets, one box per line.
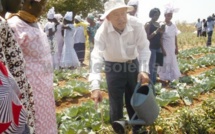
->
[57, 99, 113, 133]
[54, 45, 215, 133]
[46, 0, 106, 18]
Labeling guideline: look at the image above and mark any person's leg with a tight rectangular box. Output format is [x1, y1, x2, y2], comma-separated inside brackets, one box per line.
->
[197, 29, 200, 37]
[105, 62, 127, 123]
[81, 43, 86, 64]
[74, 43, 82, 62]
[79, 43, 85, 64]
[149, 49, 158, 84]
[207, 31, 213, 46]
[124, 59, 144, 133]
[198, 29, 202, 37]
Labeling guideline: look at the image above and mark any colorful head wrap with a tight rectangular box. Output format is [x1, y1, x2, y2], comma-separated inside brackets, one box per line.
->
[87, 14, 94, 21]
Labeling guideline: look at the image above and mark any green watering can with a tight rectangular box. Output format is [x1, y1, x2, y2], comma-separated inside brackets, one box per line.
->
[112, 82, 160, 133]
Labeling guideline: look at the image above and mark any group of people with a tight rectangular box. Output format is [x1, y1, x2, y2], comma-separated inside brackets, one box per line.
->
[1, 0, 57, 133]
[1, 0, 103, 133]
[195, 15, 215, 46]
[89, 0, 181, 133]
[0, 0, 183, 133]
[44, 8, 101, 70]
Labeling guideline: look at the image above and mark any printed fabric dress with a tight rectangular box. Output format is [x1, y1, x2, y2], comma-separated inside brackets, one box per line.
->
[158, 23, 181, 81]
[0, 62, 27, 134]
[61, 24, 80, 67]
[0, 17, 35, 133]
[8, 16, 57, 134]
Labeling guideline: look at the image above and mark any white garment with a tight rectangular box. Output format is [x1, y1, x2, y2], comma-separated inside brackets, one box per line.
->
[195, 21, 202, 30]
[207, 21, 214, 32]
[74, 25, 85, 44]
[88, 15, 150, 90]
[53, 23, 64, 69]
[60, 24, 80, 67]
[44, 22, 55, 35]
[202, 22, 206, 32]
[158, 23, 181, 81]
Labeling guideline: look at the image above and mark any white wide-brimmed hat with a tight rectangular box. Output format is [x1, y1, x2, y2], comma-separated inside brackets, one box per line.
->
[74, 15, 83, 22]
[100, 0, 134, 20]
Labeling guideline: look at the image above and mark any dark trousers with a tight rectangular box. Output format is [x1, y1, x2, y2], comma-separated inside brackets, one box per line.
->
[105, 59, 141, 132]
[197, 29, 202, 37]
[74, 43, 85, 63]
[202, 31, 207, 37]
[207, 31, 213, 46]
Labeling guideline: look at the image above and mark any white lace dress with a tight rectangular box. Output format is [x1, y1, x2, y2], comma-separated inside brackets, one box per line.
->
[158, 23, 181, 81]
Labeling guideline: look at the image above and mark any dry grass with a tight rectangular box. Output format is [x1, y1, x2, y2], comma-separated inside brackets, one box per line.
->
[176, 22, 215, 50]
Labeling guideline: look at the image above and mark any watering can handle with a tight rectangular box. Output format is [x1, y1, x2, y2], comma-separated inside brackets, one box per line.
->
[134, 80, 156, 95]
[133, 82, 141, 94]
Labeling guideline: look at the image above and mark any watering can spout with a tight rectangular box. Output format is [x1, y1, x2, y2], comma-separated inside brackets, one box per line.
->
[128, 119, 146, 125]
[112, 121, 127, 134]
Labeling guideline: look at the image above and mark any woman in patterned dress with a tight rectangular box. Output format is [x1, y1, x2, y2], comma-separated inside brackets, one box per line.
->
[0, 62, 27, 134]
[8, 0, 57, 133]
[0, 0, 35, 133]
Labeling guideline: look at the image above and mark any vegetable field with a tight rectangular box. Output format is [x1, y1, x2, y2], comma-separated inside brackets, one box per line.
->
[54, 46, 215, 134]
[54, 23, 215, 134]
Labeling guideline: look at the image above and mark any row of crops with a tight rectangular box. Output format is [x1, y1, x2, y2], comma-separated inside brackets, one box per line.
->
[54, 46, 215, 134]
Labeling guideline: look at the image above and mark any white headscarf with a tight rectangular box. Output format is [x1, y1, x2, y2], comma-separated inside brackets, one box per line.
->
[64, 11, 73, 21]
[54, 14, 63, 21]
[127, 0, 139, 6]
[47, 7, 55, 19]
[164, 2, 179, 14]
[74, 15, 83, 22]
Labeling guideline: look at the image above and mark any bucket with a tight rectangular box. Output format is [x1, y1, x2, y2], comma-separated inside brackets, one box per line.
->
[130, 82, 160, 125]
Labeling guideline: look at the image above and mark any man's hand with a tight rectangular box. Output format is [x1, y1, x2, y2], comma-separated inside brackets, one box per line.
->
[91, 89, 103, 108]
[137, 72, 149, 84]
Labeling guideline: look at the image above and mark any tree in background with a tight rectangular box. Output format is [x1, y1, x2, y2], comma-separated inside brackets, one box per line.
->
[45, 0, 107, 19]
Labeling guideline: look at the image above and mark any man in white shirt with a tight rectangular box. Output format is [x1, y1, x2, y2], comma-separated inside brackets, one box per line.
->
[195, 18, 202, 37]
[88, 0, 150, 133]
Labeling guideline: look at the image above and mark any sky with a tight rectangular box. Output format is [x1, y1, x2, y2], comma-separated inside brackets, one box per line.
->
[137, 0, 215, 24]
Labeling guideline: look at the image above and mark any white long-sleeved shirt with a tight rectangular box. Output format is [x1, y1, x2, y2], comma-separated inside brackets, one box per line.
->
[74, 26, 86, 44]
[88, 15, 150, 90]
[195, 21, 202, 30]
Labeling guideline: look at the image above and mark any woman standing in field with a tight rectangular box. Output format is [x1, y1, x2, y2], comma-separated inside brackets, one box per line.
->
[158, 4, 181, 85]
[61, 11, 80, 69]
[8, 0, 57, 133]
[145, 8, 165, 84]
